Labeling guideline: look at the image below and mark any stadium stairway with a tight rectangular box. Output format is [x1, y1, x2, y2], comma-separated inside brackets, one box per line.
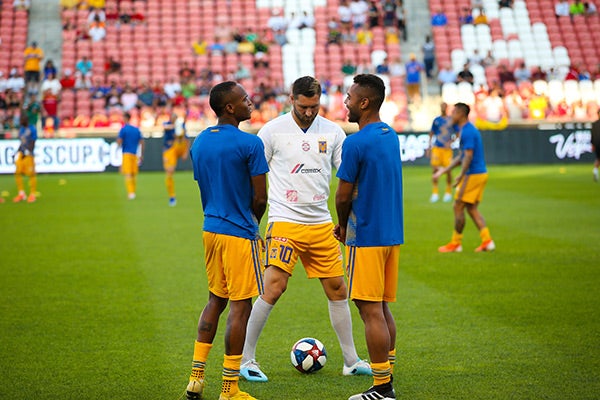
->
[27, 0, 63, 73]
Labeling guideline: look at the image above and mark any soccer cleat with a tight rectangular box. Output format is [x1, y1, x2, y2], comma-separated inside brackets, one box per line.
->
[348, 382, 396, 400]
[443, 193, 452, 202]
[185, 378, 205, 400]
[128, 193, 136, 200]
[240, 359, 268, 382]
[475, 240, 496, 252]
[438, 243, 463, 253]
[27, 194, 36, 203]
[13, 193, 26, 203]
[594, 169, 599, 182]
[429, 193, 439, 203]
[169, 197, 177, 207]
[343, 359, 372, 376]
[218, 390, 257, 400]
[0, 197, 5, 203]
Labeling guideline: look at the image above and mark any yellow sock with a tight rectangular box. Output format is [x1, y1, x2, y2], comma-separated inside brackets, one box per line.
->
[165, 175, 175, 197]
[480, 227, 491, 242]
[190, 341, 212, 381]
[388, 349, 396, 374]
[432, 184, 439, 195]
[125, 176, 135, 195]
[29, 175, 37, 194]
[444, 186, 452, 195]
[221, 354, 242, 395]
[371, 361, 391, 386]
[15, 174, 24, 193]
[451, 230, 463, 245]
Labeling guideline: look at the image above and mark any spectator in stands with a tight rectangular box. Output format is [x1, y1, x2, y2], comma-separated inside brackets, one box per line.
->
[498, 64, 516, 85]
[299, 11, 315, 29]
[477, 89, 508, 130]
[431, 9, 448, 26]
[43, 60, 57, 80]
[555, 0, 570, 18]
[482, 50, 495, 67]
[25, 93, 41, 126]
[577, 63, 592, 80]
[60, 0, 78, 9]
[234, 62, 252, 80]
[376, 58, 391, 74]
[591, 63, 600, 80]
[547, 67, 562, 80]
[41, 72, 62, 96]
[514, 62, 531, 83]
[395, 0, 407, 41]
[350, 0, 369, 29]
[105, 4, 119, 23]
[585, 2, 598, 15]
[356, 58, 373, 74]
[236, 36, 255, 54]
[504, 90, 525, 120]
[288, 12, 302, 30]
[59, 69, 76, 90]
[104, 56, 121, 78]
[181, 79, 197, 99]
[7, 68, 25, 93]
[41, 89, 60, 136]
[178, 61, 195, 84]
[422, 35, 436, 78]
[355, 26, 373, 45]
[468, 49, 484, 65]
[570, 0, 586, 17]
[530, 66, 547, 81]
[457, 64, 475, 85]
[105, 87, 123, 111]
[13, 0, 30, 11]
[338, 0, 353, 33]
[381, 0, 395, 27]
[528, 91, 549, 119]
[87, 7, 106, 25]
[63, 17, 76, 31]
[342, 60, 357, 75]
[498, 0, 513, 8]
[367, 1, 380, 28]
[474, 9, 488, 25]
[0, 72, 7, 93]
[437, 63, 457, 89]
[24, 41, 44, 93]
[565, 64, 580, 80]
[137, 83, 155, 108]
[471, 0, 484, 11]
[327, 17, 343, 46]
[75, 22, 91, 41]
[192, 37, 207, 56]
[88, 15, 106, 42]
[75, 56, 93, 88]
[267, 9, 288, 46]
[389, 56, 406, 77]
[120, 85, 138, 112]
[405, 53, 424, 103]
[459, 8, 474, 25]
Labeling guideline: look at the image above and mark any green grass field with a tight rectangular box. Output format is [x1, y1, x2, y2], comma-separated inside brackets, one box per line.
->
[0, 165, 599, 400]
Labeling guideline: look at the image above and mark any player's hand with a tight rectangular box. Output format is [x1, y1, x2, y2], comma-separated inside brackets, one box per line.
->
[432, 168, 444, 180]
[138, 156, 143, 166]
[453, 173, 464, 188]
[425, 148, 431, 158]
[333, 224, 346, 244]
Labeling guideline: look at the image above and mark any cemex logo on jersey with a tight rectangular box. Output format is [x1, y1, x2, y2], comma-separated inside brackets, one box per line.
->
[290, 163, 322, 174]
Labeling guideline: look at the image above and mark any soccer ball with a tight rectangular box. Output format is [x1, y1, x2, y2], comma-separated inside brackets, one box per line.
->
[290, 337, 327, 373]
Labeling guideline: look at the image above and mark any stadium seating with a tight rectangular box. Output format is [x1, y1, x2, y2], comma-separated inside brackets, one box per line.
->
[0, 2, 29, 76]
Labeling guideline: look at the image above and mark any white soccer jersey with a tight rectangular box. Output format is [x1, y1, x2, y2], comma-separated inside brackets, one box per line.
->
[258, 113, 346, 224]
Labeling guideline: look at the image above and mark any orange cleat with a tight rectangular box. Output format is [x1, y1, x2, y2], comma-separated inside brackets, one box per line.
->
[27, 194, 36, 203]
[0, 197, 5, 203]
[13, 193, 26, 203]
[438, 242, 463, 253]
[475, 240, 496, 252]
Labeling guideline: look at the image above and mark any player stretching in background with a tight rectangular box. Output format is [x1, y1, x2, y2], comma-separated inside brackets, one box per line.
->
[427, 102, 457, 203]
[184, 81, 268, 400]
[241, 76, 371, 382]
[434, 103, 495, 253]
[591, 109, 600, 182]
[13, 113, 38, 203]
[117, 112, 144, 200]
[335, 74, 404, 400]
[162, 112, 189, 206]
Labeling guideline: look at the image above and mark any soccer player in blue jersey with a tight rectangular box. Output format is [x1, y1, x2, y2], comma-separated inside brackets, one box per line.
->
[184, 81, 268, 400]
[116, 112, 144, 199]
[335, 74, 404, 400]
[427, 102, 458, 202]
[162, 112, 189, 206]
[434, 102, 495, 252]
[13, 113, 38, 203]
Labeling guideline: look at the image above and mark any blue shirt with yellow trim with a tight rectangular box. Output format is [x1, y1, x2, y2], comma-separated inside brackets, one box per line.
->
[118, 124, 142, 155]
[431, 115, 457, 148]
[460, 122, 487, 175]
[336, 122, 404, 247]
[191, 124, 269, 240]
[18, 124, 37, 155]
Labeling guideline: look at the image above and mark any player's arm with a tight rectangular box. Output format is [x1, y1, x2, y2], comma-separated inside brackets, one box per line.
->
[433, 152, 462, 179]
[427, 129, 434, 157]
[138, 137, 145, 163]
[453, 149, 473, 187]
[251, 173, 267, 223]
[334, 179, 354, 244]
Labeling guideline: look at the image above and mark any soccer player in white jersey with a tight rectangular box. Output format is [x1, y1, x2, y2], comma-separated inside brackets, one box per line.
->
[240, 76, 371, 382]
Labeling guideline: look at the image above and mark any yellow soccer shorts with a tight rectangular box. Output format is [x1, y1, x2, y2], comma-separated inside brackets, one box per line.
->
[203, 231, 264, 301]
[455, 172, 489, 204]
[431, 146, 453, 168]
[346, 245, 400, 302]
[163, 140, 187, 169]
[14, 153, 35, 176]
[121, 153, 139, 175]
[265, 221, 344, 279]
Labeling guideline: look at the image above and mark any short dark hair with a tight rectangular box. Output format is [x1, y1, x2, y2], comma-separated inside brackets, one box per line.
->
[291, 76, 321, 99]
[209, 81, 238, 116]
[123, 112, 131, 121]
[454, 102, 471, 117]
[353, 74, 385, 109]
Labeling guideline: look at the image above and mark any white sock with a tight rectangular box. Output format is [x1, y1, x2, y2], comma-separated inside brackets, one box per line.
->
[328, 299, 360, 367]
[242, 296, 273, 364]
[593, 167, 598, 175]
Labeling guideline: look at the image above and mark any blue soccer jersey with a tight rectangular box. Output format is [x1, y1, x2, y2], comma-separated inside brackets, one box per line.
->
[163, 120, 186, 150]
[431, 116, 456, 148]
[459, 122, 487, 175]
[336, 122, 404, 247]
[18, 124, 37, 155]
[190, 124, 269, 240]
[118, 124, 142, 154]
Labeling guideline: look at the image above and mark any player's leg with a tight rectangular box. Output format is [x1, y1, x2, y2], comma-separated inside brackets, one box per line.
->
[26, 159, 37, 203]
[163, 149, 177, 205]
[13, 155, 26, 202]
[438, 199, 466, 252]
[443, 168, 453, 202]
[593, 152, 599, 182]
[466, 203, 495, 252]
[383, 302, 397, 374]
[430, 166, 440, 202]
